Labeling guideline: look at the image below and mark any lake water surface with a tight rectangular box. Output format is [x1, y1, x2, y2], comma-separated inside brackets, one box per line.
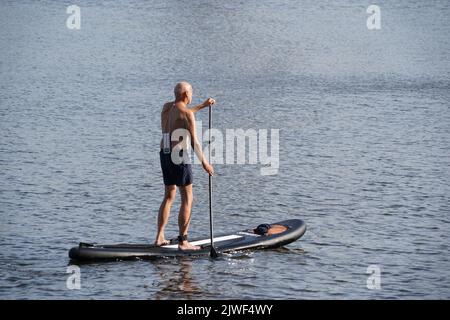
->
[0, 0, 449, 299]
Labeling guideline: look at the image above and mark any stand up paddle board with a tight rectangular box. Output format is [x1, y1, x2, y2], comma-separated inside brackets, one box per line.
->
[68, 219, 306, 261]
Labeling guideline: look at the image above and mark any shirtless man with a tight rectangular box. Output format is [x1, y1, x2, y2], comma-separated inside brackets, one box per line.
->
[155, 82, 215, 250]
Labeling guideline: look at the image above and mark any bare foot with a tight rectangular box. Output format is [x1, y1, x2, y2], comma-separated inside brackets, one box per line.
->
[178, 241, 201, 251]
[154, 239, 170, 246]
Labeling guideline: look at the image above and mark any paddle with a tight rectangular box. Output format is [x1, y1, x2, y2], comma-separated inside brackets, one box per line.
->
[208, 104, 218, 258]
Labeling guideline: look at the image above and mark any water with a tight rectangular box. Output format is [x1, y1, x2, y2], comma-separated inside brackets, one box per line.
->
[1, 0, 449, 299]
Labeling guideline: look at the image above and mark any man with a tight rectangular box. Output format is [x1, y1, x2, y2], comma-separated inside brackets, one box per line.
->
[155, 82, 215, 250]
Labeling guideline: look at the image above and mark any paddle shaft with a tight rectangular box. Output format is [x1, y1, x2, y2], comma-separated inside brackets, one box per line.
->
[208, 105, 218, 258]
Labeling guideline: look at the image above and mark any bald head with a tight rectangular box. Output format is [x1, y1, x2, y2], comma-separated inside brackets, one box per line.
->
[174, 82, 193, 102]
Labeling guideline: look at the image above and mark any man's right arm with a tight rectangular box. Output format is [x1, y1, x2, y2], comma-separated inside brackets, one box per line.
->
[186, 111, 214, 176]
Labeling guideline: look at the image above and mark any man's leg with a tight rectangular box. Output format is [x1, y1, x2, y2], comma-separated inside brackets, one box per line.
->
[154, 185, 176, 246]
[178, 184, 200, 250]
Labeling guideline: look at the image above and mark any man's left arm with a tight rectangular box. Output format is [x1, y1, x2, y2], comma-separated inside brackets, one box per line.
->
[190, 98, 215, 113]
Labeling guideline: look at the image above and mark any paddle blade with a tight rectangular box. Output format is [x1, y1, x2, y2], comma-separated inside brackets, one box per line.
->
[210, 246, 219, 258]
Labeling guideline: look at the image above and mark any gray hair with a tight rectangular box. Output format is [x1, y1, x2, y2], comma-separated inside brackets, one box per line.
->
[174, 82, 192, 99]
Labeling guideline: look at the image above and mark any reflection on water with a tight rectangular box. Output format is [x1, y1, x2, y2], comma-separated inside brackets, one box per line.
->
[150, 251, 260, 299]
[272, 247, 306, 255]
[152, 258, 202, 300]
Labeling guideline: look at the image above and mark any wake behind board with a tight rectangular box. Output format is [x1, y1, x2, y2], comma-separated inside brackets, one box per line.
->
[68, 219, 306, 261]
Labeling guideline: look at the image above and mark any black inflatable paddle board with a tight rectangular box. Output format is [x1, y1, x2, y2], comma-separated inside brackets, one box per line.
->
[68, 219, 306, 261]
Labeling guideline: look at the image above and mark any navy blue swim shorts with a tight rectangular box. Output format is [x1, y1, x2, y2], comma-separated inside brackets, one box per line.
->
[159, 150, 193, 186]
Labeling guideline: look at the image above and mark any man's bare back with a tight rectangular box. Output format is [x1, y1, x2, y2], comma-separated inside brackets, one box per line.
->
[160, 101, 190, 150]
